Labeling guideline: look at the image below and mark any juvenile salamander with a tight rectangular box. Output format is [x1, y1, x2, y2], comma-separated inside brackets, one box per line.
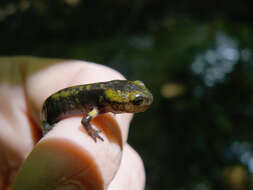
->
[41, 80, 153, 142]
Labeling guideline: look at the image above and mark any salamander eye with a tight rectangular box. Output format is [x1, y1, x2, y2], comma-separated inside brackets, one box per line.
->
[132, 95, 144, 105]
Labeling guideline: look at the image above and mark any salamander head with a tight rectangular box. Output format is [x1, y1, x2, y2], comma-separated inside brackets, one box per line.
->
[104, 80, 153, 113]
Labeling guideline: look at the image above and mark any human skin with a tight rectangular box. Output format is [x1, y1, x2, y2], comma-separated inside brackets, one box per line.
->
[0, 60, 146, 190]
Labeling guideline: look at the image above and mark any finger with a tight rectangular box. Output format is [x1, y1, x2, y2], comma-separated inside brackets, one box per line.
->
[108, 144, 146, 190]
[0, 83, 35, 190]
[13, 60, 133, 189]
[0, 57, 65, 190]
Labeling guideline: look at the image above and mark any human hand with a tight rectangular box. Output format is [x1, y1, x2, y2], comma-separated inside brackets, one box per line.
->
[0, 59, 145, 190]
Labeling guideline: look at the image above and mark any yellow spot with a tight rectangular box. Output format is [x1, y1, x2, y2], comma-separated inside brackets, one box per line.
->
[51, 93, 61, 100]
[86, 85, 91, 91]
[79, 86, 84, 90]
[88, 108, 99, 119]
[105, 89, 126, 102]
[100, 84, 105, 88]
[105, 88, 143, 103]
[60, 90, 72, 97]
[133, 80, 145, 87]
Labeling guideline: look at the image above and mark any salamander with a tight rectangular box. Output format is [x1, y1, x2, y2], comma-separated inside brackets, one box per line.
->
[41, 80, 153, 142]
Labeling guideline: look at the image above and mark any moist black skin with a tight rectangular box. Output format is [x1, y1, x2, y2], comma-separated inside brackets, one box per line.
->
[41, 80, 153, 142]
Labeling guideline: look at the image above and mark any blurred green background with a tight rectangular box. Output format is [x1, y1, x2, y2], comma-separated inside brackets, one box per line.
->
[1, 0, 253, 189]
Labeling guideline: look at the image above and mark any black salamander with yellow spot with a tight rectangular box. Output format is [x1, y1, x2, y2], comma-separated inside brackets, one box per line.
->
[41, 80, 153, 142]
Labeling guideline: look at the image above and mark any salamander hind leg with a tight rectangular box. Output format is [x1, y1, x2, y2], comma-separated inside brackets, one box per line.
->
[81, 108, 104, 142]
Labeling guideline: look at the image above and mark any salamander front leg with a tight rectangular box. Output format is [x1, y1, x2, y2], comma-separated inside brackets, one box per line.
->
[81, 107, 104, 142]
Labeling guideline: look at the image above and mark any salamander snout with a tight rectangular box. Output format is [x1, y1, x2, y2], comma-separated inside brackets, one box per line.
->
[129, 89, 153, 112]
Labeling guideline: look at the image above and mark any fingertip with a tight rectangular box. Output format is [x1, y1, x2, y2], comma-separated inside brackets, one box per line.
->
[13, 117, 124, 190]
[108, 144, 146, 190]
